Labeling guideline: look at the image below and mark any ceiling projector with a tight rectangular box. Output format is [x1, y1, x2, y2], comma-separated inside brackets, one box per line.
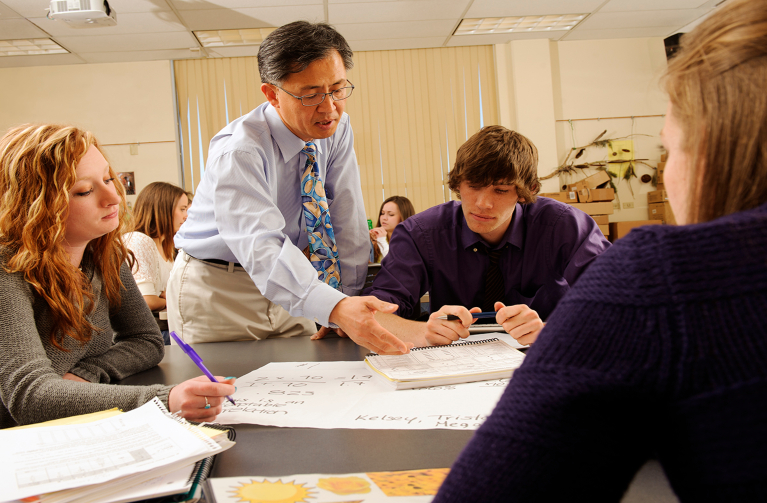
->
[48, 0, 117, 27]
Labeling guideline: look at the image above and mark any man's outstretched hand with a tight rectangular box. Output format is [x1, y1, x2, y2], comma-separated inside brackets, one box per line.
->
[312, 296, 413, 355]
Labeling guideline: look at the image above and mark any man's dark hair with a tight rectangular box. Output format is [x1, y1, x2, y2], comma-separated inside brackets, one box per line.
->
[447, 126, 540, 204]
[258, 21, 353, 85]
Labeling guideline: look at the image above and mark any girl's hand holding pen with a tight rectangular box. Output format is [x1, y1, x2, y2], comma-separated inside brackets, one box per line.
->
[168, 376, 236, 423]
[167, 330, 237, 421]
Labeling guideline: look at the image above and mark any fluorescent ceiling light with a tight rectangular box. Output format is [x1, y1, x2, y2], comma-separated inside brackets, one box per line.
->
[193, 28, 276, 48]
[454, 14, 587, 35]
[0, 39, 68, 57]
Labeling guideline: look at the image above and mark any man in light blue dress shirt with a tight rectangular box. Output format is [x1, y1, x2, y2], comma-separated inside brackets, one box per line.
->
[168, 21, 410, 355]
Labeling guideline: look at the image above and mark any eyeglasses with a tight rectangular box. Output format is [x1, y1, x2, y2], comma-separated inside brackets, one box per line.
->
[275, 81, 355, 106]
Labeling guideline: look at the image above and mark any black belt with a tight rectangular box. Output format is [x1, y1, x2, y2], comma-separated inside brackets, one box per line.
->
[199, 258, 242, 268]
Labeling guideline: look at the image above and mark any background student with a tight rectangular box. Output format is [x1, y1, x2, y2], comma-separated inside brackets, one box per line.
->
[369, 195, 415, 263]
[434, 0, 767, 499]
[0, 124, 233, 428]
[124, 182, 189, 344]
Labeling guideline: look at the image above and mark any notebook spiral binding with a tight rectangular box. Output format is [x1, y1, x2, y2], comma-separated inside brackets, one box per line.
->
[148, 398, 237, 503]
[366, 337, 499, 357]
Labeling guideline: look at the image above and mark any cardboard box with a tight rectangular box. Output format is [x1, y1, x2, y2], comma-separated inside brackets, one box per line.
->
[567, 170, 611, 192]
[540, 191, 577, 203]
[570, 201, 615, 215]
[657, 161, 666, 172]
[598, 224, 609, 236]
[656, 182, 665, 191]
[609, 220, 662, 241]
[577, 187, 615, 203]
[590, 214, 609, 225]
[581, 170, 611, 189]
[648, 202, 677, 225]
[660, 153, 667, 162]
[647, 190, 668, 204]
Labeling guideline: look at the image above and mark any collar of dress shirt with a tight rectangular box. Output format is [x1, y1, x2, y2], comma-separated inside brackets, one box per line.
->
[264, 103, 325, 165]
[459, 201, 524, 252]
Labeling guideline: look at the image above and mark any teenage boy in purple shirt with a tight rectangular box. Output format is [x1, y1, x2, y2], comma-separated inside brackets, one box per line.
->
[364, 126, 610, 347]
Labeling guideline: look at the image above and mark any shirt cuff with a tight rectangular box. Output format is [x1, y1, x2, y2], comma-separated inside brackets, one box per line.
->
[136, 282, 157, 297]
[303, 282, 347, 327]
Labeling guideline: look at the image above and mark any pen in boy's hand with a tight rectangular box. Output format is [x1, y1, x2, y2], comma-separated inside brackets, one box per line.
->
[169, 331, 237, 406]
[437, 311, 497, 321]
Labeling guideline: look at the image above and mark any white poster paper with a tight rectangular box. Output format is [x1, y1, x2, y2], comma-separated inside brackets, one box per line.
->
[216, 361, 508, 430]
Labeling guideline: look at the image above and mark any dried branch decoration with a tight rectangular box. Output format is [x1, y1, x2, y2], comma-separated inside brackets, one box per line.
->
[541, 130, 655, 183]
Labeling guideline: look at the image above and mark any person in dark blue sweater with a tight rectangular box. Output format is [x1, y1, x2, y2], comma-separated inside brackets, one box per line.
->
[433, 0, 767, 501]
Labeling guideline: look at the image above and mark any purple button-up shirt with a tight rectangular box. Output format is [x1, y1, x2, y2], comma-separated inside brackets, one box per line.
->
[367, 198, 610, 320]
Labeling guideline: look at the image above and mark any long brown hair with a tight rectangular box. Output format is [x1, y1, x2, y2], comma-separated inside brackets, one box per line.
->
[373, 195, 415, 262]
[131, 182, 186, 260]
[0, 124, 132, 349]
[662, 0, 767, 224]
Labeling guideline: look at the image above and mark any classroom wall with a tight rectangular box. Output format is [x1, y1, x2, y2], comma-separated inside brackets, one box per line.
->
[0, 60, 180, 209]
[495, 37, 669, 222]
[0, 39, 667, 221]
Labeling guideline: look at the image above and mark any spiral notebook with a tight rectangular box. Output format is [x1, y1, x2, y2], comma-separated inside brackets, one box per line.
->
[365, 338, 526, 390]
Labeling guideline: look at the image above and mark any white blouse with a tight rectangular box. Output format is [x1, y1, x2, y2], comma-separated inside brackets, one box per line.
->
[374, 234, 389, 262]
[123, 232, 173, 297]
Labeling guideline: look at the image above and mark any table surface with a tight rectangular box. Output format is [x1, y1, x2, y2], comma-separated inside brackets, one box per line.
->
[119, 335, 679, 502]
[119, 335, 475, 478]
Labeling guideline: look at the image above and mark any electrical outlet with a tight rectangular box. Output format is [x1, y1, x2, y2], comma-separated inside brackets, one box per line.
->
[623, 202, 634, 209]
[612, 201, 620, 209]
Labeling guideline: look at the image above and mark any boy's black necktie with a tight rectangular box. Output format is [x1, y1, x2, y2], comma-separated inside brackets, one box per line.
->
[482, 247, 504, 313]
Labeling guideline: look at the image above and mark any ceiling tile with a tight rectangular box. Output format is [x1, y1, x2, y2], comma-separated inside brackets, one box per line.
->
[0, 0, 725, 68]
[330, 0, 465, 23]
[56, 32, 197, 53]
[562, 26, 677, 40]
[447, 30, 562, 46]
[578, 10, 699, 30]
[80, 49, 205, 64]
[178, 6, 324, 31]
[104, 0, 173, 14]
[171, 0, 322, 10]
[206, 45, 263, 58]
[0, 0, 48, 18]
[329, 0, 402, 3]
[336, 19, 456, 40]
[350, 36, 447, 51]
[466, 0, 604, 18]
[0, 18, 47, 39]
[600, 0, 709, 12]
[28, 12, 187, 37]
[0, 1, 23, 19]
[0, 52, 86, 68]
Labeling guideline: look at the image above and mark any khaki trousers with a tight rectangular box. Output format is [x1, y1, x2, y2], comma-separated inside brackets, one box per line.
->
[167, 249, 316, 343]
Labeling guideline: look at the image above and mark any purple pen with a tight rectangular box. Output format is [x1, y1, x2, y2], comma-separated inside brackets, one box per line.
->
[170, 331, 236, 405]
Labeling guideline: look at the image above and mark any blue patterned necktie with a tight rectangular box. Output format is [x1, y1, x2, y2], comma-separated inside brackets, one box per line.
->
[301, 142, 342, 290]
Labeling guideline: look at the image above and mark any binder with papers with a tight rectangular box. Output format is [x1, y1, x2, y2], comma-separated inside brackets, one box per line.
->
[0, 398, 235, 503]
